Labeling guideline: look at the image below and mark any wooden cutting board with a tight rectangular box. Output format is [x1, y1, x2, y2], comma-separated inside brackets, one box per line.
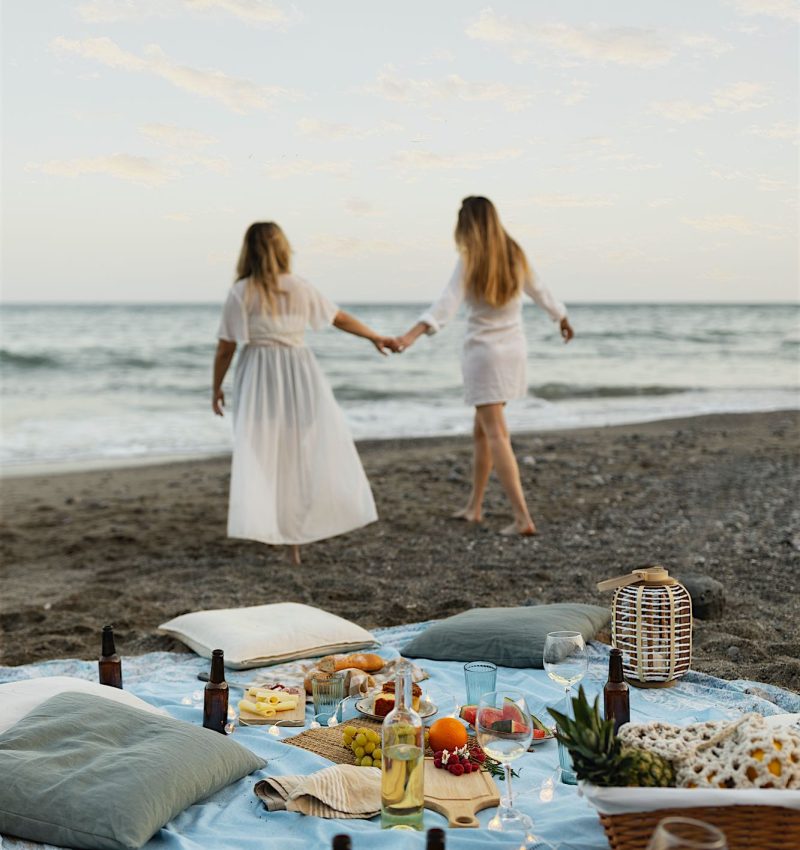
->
[238, 687, 306, 727]
[423, 758, 500, 828]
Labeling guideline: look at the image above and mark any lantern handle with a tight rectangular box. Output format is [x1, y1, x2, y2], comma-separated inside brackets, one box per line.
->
[597, 566, 672, 592]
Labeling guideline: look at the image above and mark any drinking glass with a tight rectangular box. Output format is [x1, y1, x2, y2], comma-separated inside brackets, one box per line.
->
[464, 661, 497, 704]
[646, 817, 728, 849]
[310, 672, 345, 724]
[543, 631, 588, 785]
[476, 690, 533, 832]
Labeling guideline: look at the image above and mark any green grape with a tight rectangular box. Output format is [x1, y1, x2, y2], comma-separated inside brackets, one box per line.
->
[367, 730, 380, 743]
[342, 734, 353, 746]
[364, 742, 375, 754]
[343, 726, 358, 737]
[360, 756, 373, 767]
[372, 747, 382, 760]
[355, 733, 367, 747]
[354, 746, 365, 759]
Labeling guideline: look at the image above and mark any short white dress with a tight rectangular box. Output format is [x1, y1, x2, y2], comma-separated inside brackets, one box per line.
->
[218, 275, 378, 545]
[420, 258, 567, 407]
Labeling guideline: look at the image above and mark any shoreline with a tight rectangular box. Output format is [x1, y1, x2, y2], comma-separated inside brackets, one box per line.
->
[1, 410, 798, 692]
[2, 406, 798, 480]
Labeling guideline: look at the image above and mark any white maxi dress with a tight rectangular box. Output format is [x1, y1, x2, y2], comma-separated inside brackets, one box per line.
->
[217, 276, 377, 545]
[420, 258, 567, 407]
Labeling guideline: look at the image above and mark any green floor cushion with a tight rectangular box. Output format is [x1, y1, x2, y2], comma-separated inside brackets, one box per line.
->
[0, 691, 265, 850]
[402, 603, 610, 668]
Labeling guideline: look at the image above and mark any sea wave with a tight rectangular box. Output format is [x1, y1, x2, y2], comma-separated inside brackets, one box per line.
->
[530, 383, 688, 400]
[0, 349, 60, 369]
[333, 383, 462, 401]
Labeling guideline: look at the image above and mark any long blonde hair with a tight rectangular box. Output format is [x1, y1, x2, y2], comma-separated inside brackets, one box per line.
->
[236, 222, 291, 313]
[455, 196, 529, 307]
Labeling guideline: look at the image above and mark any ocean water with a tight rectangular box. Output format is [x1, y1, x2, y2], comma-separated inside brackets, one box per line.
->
[1, 303, 798, 471]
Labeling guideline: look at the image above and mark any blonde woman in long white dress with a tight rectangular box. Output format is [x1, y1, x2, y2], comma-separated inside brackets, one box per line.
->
[398, 196, 574, 536]
[213, 222, 394, 563]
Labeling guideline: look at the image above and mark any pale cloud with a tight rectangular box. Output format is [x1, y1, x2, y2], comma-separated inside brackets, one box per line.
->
[390, 148, 522, 171]
[682, 214, 766, 235]
[746, 121, 798, 140]
[139, 122, 218, 148]
[730, 0, 800, 22]
[712, 81, 770, 111]
[265, 158, 352, 178]
[51, 36, 296, 112]
[652, 81, 770, 123]
[710, 168, 787, 191]
[170, 153, 230, 173]
[296, 118, 402, 141]
[648, 197, 676, 208]
[78, 0, 295, 27]
[570, 137, 660, 171]
[163, 212, 192, 222]
[26, 154, 175, 186]
[368, 67, 535, 112]
[678, 33, 733, 58]
[529, 194, 617, 208]
[307, 236, 400, 258]
[343, 197, 385, 217]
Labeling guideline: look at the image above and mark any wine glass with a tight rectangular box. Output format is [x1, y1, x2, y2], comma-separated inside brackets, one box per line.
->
[476, 690, 534, 832]
[543, 631, 588, 785]
[646, 817, 728, 849]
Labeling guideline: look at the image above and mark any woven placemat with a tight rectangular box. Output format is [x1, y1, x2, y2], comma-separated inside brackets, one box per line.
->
[284, 719, 479, 765]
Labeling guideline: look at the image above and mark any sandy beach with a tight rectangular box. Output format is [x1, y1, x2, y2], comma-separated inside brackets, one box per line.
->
[1, 410, 798, 691]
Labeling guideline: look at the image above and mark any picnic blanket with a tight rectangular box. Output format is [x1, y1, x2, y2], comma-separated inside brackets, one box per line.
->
[1, 620, 798, 850]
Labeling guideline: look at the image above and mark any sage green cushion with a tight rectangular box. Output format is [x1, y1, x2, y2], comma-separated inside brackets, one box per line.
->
[402, 603, 610, 668]
[0, 691, 265, 849]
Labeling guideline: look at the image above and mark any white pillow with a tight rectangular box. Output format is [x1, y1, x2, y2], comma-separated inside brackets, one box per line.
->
[0, 676, 168, 736]
[158, 602, 377, 670]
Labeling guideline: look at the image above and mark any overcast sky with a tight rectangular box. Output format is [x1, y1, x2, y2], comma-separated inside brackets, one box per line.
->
[2, 0, 798, 303]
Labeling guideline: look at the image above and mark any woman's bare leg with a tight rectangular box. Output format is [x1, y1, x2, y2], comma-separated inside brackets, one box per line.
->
[289, 545, 301, 565]
[474, 403, 536, 535]
[453, 412, 492, 522]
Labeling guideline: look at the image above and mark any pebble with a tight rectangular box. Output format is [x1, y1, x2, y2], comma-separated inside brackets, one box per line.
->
[727, 645, 741, 662]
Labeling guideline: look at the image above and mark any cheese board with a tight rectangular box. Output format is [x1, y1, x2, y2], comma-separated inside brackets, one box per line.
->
[237, 685, 306, 727]
[423, 757, 500, 828]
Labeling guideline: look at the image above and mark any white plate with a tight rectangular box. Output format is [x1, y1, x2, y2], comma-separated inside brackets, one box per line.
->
[355, 695, 438, 721]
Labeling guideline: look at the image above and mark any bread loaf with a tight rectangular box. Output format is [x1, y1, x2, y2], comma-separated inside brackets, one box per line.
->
[318, 652, 384, 674]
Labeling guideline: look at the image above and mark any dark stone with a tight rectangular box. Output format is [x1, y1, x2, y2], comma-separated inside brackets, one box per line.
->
[677, 574, 726, 620]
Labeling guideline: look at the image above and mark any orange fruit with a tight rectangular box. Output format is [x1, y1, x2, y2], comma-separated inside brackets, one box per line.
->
[428, 717, 468, 753]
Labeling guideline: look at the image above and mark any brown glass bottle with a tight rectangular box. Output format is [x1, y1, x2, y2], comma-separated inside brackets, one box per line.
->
[331, 836, 352, 850]
[203, 649, 229, 734]
[426, 827, 446, 849]
[98, 625, 123, 689]
[604, 647, 630, 734]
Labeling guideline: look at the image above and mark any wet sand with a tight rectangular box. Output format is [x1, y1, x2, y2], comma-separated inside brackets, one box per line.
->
[1, 410, 798, 691]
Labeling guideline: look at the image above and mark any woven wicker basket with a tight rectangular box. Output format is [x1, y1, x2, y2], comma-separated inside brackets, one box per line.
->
[598, 565, 692, 688]
[599, 805, 800, 850]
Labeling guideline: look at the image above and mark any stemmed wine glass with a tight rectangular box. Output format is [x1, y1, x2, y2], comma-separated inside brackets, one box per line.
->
[646, 817, 729, 849]
[543, 631, 588, 784]
[475, 690, 533, 832]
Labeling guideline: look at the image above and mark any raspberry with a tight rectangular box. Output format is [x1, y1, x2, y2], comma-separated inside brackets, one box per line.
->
[473, 749, 486, 763]
[433, 758, 442, 769]
[448, 763, 465, 776]
[462, 762, 472, 773]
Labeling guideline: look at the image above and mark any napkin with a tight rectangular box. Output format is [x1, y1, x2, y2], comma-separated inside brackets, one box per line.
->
[254, 764, 381, 819]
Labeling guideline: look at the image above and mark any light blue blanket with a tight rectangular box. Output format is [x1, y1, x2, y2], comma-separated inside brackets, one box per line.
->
[2, 622, 798, 850]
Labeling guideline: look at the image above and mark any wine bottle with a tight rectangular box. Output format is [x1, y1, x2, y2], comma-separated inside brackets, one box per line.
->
[98, 625, 123, 689]
[604, 647, 630, 733]
[381, 661, 424, 830]
[331, 835, 351, 850]
[203, 649, 229, 734]
[426, 827, 446, 849]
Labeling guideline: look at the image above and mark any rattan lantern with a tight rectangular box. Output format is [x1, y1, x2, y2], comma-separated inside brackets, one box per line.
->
[597, 565, 692, 689]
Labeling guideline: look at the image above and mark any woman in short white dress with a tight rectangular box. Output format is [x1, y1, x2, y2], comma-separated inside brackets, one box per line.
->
[398, 196, 574, 536]
[212, 222, 395, 563]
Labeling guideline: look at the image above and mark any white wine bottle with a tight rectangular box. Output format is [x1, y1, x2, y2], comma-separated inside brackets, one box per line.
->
[381, 662, 424, 830]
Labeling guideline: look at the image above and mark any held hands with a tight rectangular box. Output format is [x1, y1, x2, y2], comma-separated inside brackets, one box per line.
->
[370, 335, 404, 356]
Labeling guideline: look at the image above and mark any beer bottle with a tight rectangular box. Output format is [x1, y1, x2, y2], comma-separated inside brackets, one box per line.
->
[603, 648, 630, 734]
[426, 827, 446, 849]
[331, 836, 352, 850]
[98, 625, 123, 689]
[203, 649, 229, 734]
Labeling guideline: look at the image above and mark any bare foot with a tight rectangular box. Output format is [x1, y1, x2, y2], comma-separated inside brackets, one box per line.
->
[289, 545, 301, 565]
[500, 521, 537, 537]
[451, 507, 482, 523]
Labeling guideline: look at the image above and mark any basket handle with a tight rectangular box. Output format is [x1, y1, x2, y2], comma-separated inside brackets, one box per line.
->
[597, 566, 672, 592]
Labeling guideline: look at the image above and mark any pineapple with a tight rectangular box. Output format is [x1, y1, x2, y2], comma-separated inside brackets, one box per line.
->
[549, 686, 675, 788]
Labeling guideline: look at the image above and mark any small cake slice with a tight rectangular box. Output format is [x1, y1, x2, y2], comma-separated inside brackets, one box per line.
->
[374, 680, 422, 716]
